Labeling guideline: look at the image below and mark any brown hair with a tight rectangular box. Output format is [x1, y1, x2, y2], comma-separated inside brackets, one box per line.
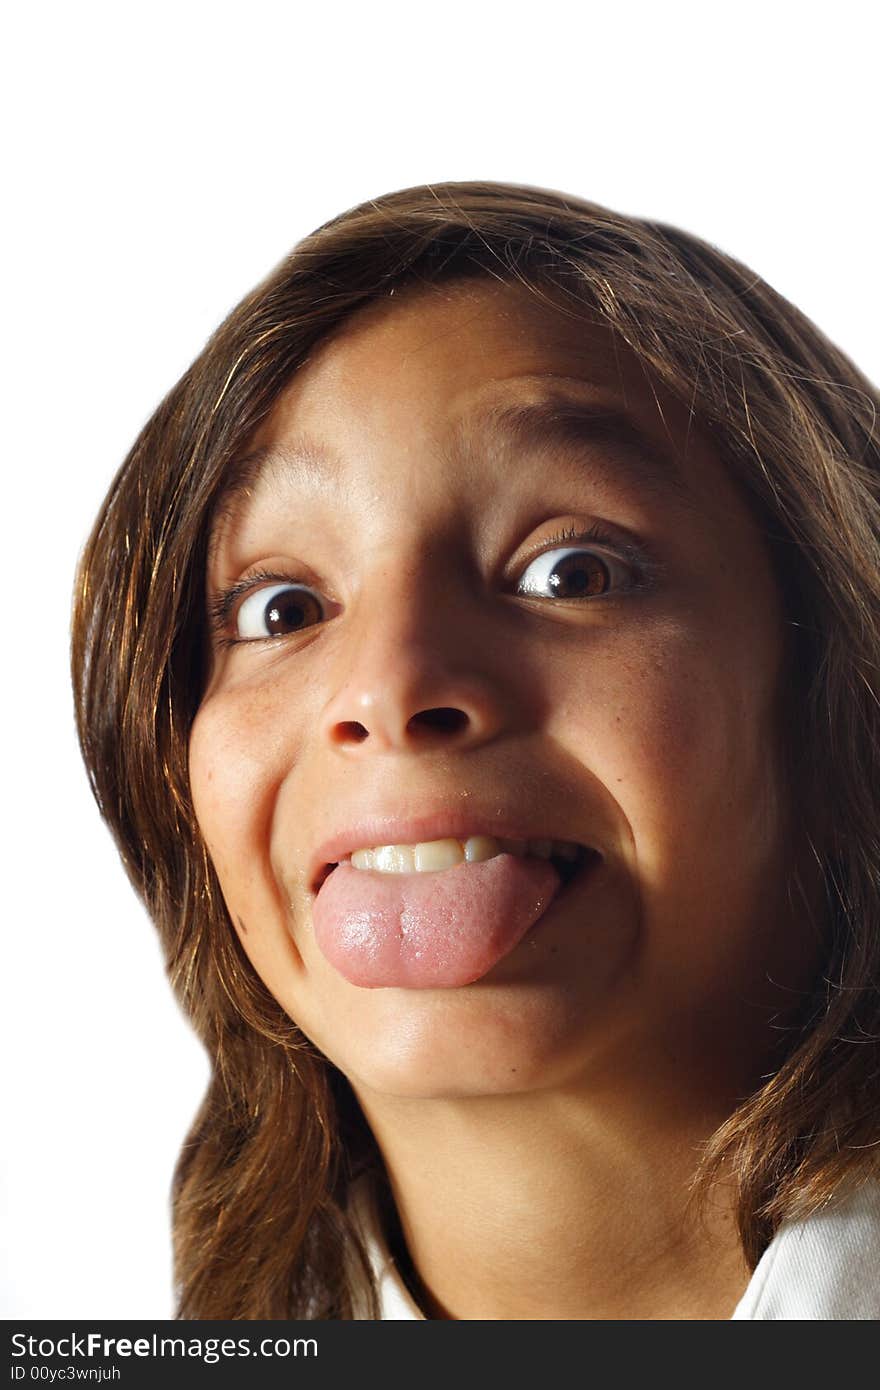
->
[71, 181, 880, 1317]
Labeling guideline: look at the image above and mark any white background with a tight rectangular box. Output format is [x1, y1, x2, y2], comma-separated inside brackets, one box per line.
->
[3, 0, 878, 1318]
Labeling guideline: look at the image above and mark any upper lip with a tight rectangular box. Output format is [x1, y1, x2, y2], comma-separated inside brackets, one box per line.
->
[307, 806, 597, 894]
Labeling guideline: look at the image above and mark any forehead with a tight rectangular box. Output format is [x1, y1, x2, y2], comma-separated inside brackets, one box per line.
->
[209, 280, 739, 557]
[245, 279, 693, 454]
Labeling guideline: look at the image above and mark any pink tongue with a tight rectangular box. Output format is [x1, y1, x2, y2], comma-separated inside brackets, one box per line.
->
[312, 853, 561, 989]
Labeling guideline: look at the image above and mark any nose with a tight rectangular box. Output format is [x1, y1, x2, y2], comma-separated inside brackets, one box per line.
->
[318, 553, 518, 756]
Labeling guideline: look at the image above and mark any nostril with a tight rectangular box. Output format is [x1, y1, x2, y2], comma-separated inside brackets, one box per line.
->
[329, 707, 470, 749]
[333, 721, 370, 744]
[408, 707, 469, 736]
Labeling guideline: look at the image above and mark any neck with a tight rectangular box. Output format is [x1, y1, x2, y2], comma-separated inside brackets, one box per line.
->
[353, 1064, 754, 1320]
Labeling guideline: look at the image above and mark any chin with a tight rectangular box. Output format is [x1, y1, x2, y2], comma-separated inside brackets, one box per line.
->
[313, 987, 606, 1101]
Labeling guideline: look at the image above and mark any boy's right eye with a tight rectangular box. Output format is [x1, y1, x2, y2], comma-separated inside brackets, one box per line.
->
[235, 583, 326, 640]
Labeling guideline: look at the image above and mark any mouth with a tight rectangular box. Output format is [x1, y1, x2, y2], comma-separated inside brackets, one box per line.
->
[309, 838, 604, 989]
[312, 840, 599, 896]
[553, 844, 597, 889]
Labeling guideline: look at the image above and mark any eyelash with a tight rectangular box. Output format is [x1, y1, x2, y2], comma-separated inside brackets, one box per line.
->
[524, 522, 655, 591]
[208, 522, 659, 647]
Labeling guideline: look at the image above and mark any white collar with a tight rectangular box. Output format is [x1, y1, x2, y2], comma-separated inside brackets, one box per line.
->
[349, 1176, 880, 1319]
[730, 1180, 880, 1319]
[348, 1176, 426, 1320]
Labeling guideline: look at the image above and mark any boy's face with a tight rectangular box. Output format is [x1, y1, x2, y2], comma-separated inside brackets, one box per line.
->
[190, 280, 811, 1103]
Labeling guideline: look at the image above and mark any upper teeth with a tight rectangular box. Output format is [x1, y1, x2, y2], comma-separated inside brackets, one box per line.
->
[347, 835, 582, 873]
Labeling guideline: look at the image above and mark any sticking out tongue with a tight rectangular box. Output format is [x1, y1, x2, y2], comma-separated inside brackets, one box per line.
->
[312, 853, 561, 988]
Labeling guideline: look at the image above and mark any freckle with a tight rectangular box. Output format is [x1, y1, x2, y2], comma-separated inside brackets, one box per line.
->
[237, 916, 248, 935]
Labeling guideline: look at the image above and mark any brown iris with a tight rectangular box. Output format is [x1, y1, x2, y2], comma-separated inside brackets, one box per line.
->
[263, 588, 323, 636]
[547, 553, 609, 599]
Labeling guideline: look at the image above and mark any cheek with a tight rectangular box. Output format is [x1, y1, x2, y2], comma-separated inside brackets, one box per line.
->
[188, 693, 372, 1073]
[189, 697, 267, 879]
[188, 691, 301, 977]
[553, 617, 786, 892]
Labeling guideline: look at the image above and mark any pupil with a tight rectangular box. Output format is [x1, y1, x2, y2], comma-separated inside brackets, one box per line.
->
[265, 594, 307, 634]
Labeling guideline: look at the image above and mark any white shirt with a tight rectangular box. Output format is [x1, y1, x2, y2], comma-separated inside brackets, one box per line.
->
[349, 1177, 880, 1319]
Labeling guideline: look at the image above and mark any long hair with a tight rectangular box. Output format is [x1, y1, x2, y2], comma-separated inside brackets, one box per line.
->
[71, 181, 880, 1317]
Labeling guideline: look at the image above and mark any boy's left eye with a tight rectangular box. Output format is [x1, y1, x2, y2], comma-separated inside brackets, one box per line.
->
[516, 545, 632, 600]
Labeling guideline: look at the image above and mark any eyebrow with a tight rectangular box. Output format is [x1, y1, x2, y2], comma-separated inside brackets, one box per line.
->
[461, 397, 699, 511]
[210, 394, 699, 560]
